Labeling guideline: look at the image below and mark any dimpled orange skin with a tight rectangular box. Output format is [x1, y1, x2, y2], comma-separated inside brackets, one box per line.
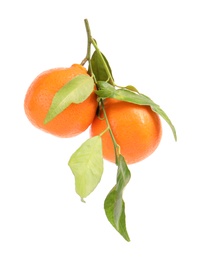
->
[24, 64, 98, 137]
[90, 99, 162, 164]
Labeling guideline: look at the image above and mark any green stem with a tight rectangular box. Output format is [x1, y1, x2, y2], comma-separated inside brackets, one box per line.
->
[81, 19, 92, 65]
[100, 99, 120, 165]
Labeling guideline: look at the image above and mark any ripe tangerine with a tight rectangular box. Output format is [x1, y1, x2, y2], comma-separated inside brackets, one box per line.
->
[24, 64, 98, 137]
[90, 98, 162, 164]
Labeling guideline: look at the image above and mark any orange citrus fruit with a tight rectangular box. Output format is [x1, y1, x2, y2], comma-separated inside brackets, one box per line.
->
[90, 98, 162, 164]
[24, 64, 98, 137]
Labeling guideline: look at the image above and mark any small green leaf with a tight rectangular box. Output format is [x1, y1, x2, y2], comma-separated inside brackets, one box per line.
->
[89, 50, 114, 82]
[44, 74, 94, 124]
[104, 155, 131, 242]
[68, 136, 103, 199]
[125, 85, 139, 93]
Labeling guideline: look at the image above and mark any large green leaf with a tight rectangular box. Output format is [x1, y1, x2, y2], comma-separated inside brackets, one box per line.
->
[104, 155, 131, 242]
[68, 136, 103, 200]
[44, 74, 94, 124]
[89, 50, 114, 82]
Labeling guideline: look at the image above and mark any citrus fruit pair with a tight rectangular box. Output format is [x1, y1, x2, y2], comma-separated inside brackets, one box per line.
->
[24, 64, 162, 164]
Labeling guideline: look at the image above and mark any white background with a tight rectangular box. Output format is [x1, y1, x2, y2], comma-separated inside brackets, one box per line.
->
[1, 0, 197, 259]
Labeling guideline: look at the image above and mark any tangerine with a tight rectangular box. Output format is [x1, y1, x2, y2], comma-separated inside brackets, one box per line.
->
[24, 64, 98, 137]
[90, 98, 162, 164]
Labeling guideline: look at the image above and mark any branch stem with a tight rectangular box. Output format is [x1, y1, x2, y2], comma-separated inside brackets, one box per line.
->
[100, 99, 120, 164]
[81, 19, 92, 65]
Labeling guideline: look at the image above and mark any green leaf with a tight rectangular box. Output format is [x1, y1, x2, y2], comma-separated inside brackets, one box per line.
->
[89, 50, 114, 82]
[44, 74, 94, 124]
[104, 155, 131, 242]
[125, 85, 139, 93]
[68, 136, 103, 200]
